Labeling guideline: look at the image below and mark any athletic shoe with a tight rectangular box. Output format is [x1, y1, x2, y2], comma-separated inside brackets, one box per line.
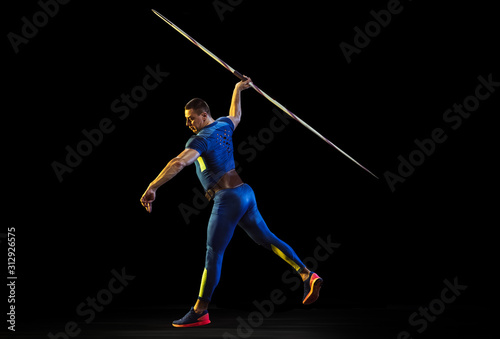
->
[172, 307, 211, 328]
[302, 272, 323, 305]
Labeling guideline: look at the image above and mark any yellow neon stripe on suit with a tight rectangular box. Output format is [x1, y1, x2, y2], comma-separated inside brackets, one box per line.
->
[198, 268, 208, 298]
[271, 244, 301, 272]
[197, 157, 206, 172]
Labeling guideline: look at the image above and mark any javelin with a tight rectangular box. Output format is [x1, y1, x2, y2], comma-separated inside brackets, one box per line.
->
[151, 9, 378, 179]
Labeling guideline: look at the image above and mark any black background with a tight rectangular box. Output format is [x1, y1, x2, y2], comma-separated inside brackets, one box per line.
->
[3, 0, 498, 337]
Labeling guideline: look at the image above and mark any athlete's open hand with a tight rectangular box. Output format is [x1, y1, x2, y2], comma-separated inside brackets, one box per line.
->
[140, 187, 156, 213]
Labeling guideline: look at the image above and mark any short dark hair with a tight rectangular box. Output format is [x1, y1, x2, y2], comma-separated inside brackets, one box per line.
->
[185, 98, 211, 116]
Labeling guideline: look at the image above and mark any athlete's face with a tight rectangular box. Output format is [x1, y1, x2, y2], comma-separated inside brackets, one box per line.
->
[185, 109, 207, 134]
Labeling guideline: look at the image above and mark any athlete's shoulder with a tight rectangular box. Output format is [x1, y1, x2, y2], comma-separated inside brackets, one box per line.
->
[216, 116, 235, 131]
[185, 134, 209, 154]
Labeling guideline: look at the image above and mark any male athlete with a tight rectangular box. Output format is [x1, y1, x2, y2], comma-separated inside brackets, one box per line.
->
[140, 77, 323, 327]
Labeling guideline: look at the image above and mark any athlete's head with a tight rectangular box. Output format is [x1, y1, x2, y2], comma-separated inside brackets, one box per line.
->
[185, 98, 212, 134]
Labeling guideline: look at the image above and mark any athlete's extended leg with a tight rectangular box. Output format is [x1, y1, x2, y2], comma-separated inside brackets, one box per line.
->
[239, 203, 306, 274]
[237, 184, 323, 304]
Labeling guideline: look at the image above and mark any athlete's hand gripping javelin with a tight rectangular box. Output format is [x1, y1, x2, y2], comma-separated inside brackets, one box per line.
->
[235, 77, 252, 91]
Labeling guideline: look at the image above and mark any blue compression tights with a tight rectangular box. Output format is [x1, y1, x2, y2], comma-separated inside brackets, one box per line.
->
[198, 184, 306, 302]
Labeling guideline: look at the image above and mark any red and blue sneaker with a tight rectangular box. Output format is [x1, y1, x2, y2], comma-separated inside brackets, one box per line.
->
[302, 272, 323, 305]
[172, 307, 211, 328]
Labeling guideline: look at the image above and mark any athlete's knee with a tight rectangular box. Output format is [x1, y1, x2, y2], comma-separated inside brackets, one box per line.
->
[252, 237, 268, 248]
[248, 233, 274, 250]
[205, 244, 224, 264]
[248, 230, 278, 251]
[206, 244, 220, 256]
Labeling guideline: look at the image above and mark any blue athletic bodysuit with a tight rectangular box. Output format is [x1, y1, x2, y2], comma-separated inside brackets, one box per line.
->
[185, 117, 306, 302]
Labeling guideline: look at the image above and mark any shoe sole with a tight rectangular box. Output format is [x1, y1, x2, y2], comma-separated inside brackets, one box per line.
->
[172, 313, 211, 328]
[303, 277, 323, 305]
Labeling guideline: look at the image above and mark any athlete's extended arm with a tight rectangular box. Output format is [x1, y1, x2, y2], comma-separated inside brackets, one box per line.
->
[140, 148, 200, 213]
[228, 77, 252, 130]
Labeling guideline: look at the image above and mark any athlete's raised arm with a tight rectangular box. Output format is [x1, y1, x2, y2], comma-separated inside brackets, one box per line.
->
[140, 148, 200, 213]
[228, 77, 252, 130]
